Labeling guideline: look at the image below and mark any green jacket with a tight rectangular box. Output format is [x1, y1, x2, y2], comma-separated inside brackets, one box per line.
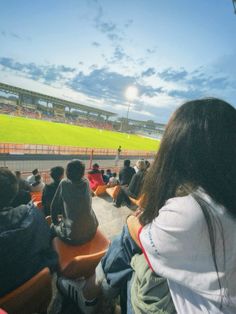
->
[130, 254, 176, 314]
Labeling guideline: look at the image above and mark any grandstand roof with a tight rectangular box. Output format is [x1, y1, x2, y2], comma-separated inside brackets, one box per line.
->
[0, 82, 116, 117]
[119, 117, 165, 129]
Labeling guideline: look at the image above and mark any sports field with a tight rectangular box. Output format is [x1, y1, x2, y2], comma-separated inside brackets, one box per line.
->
[0, 114, 160, 151]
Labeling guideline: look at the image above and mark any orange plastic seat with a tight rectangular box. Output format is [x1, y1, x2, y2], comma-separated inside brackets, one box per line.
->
[129, 194, 145, 207]
[106, 185, 121, 200]
[30, 191, 42, 202]
[53, 229, 110, 279]
[94, 185, 107, 196]
[0, 268, 52, 314]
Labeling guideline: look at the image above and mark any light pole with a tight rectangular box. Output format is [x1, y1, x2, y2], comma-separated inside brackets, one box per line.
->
[124, 86, 138, 132]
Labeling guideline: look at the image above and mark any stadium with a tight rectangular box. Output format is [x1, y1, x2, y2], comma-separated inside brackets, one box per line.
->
[0, 82, 162, 174]
[0, 2, 236, 314]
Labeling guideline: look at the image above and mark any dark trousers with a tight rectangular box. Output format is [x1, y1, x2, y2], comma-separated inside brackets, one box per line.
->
[116, 186, 132, 206]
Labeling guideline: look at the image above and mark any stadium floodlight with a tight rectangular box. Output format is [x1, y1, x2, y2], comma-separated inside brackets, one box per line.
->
[124, 86, 138, 132]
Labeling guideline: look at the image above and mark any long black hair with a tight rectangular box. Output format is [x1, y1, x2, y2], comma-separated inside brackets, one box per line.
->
[140, 98, 236, 224]
[140, 98, 236, 308]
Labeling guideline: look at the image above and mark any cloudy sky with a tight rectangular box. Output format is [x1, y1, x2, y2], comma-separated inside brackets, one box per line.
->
[0, 0, 236, 123]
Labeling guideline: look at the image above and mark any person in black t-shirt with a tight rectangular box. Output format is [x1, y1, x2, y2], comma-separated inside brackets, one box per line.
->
[118, 159, 135, 186]
[42, 166, 64, 216]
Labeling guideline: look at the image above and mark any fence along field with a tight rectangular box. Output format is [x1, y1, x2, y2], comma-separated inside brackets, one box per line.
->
[0, 114, 159, 151]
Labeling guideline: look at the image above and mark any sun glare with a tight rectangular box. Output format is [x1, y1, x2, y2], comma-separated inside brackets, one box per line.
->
[125, 86, 138, 101]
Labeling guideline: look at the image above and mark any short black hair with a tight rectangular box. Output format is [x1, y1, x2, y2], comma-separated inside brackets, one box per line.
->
[35, 174, 41, 182]
[50, 166, 64, 182]
[92, 163, 99, 169]
[32, 168, 38, 175]
[15, 170, 21, 178]
[124, 159, 131, 167]
[66, 159, 85, 182]
[0, 169, 18, 209]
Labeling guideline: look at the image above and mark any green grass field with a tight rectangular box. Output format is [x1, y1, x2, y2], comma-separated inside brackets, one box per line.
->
[0, 114, 160, 151]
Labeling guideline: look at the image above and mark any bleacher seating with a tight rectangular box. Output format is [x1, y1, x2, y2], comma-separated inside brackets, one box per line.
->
[0, 268, 52, 314]
[94, 185, 107, 196]
[106, 185, 121, 201]
[52, 229, 110, 279]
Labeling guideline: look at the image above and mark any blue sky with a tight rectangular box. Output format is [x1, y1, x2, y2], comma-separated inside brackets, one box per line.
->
[0, 0, 235, 123]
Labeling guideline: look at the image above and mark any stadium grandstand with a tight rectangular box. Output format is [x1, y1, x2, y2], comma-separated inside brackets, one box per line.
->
[0, 82, 165, 136]
[0, 82, 116, 131]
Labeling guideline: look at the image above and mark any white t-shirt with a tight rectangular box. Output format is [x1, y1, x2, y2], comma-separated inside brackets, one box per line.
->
[139, 190, 236, 313]
[27, 174, 36, 184]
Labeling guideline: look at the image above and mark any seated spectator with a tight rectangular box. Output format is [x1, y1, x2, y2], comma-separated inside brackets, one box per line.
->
[100, 169, 109, 184]
[0, 168, 58, 297]
[106, 169, 112, 179]
[107, 172, 119, 187]
[42, 166, 64, 216]
[57, 214, 175, 314]
[11, 189, 31, 207]
[15, 170, 31, 191]
[26, 168, 38, 184]
[87, 163, 105, 191]
[51, 160, 98, 245]
[12, 170, 32, 207]
[30, 174, 45, 192]
[114, 160, 146, 208]
[118, 159, 135, 186]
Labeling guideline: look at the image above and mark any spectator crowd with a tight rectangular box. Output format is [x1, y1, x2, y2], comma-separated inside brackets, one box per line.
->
[0, 98, 236, 314]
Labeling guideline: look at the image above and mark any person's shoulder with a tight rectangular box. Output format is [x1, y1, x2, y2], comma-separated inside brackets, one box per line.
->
[61, 178, 69, 185]
[157, 193, 204, 228]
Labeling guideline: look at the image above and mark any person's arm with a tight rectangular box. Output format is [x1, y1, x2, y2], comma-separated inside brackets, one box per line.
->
[50, 183, 63, 224]
[127, 212, 142, 248]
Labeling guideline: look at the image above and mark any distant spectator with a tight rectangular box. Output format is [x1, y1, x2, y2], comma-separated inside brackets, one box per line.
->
[119, 159, 135, 186]
[51, 160, 98, 245]
[0, 168, 58, 297]
[87, 163, 105, 191]
[15, 170, 31, 191]
[115, 145, 122, 166]
[115, 160, 146, 208]
[101, 169, 109, 184]
[31, 174, 45, 192]
[107, 172, 119, 187]
[42, 166, 64, 216]
[26, 168, 39, 184]
[106, 169, 112, 179]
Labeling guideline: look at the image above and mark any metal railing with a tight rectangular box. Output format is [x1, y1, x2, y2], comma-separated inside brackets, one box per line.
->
[0, 143, 156, 158]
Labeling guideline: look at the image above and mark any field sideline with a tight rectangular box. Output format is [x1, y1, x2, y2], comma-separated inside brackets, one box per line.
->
[0, 114, 160, 151]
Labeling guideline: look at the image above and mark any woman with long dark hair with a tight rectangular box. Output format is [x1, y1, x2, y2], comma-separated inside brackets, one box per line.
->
[57, 98, 236, 314]
[139, 98, 236, 313]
